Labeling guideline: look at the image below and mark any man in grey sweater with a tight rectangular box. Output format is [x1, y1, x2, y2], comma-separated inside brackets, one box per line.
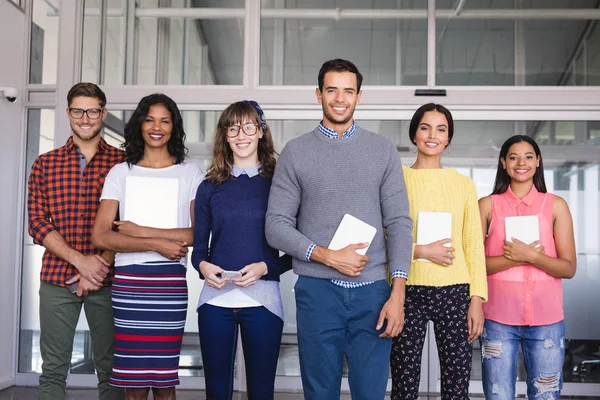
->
[266, 59, 413, 399]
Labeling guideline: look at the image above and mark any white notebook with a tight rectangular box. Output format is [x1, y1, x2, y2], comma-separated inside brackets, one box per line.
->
[416, 212, 452, 262]
[328, 214, 377, 256]
[124, 176, 179, 229]
[505, 215, 539, 244]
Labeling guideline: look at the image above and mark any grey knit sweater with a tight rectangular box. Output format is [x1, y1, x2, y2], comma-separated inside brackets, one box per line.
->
[265, 126, 413, 282]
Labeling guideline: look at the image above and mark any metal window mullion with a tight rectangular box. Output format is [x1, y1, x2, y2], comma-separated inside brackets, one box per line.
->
[124, 0, 137, 84]
[55, 0, 85, 147]
[243, 0, 261, 89]
[117, 0, 127, 85]
[182, 0, 191, 85]
[395, 0, 403, 85]
[272, 0, 285, 85]
[133, 7, 600, 20]
[514, 0, 526, 86]
[427, 0, 435, 87]
[98, 0, 108, 84]
[155, 0, 171, 85]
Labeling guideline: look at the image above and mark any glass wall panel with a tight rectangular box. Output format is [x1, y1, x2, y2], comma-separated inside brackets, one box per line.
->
[30, 0, 59, 84]
[19, 109, 56, 373]
[82, 0, 127, 84]
[81, 0, 243, 85]
[274, 0, 426, 9]
[436, 19, 514, 85]
[585, 21, 600, 86]
[435, 1, 599, 86]
[260, 0, 427, 85]
[138, 0, 245, 8]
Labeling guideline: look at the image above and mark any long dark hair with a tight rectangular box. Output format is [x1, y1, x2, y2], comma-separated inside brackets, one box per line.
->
[123, 93, 188, 166]
[408, 103, 454, 146]
[205, 101, 277, 186]
[492, 135, 547, 194]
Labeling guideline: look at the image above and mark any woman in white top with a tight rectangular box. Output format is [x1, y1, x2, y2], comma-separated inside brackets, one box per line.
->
[92, 93, 203, 400]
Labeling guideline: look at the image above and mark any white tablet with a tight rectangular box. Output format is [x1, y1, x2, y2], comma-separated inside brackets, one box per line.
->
[124, 176, 179, 229]
[328, 214, 377, 255]
[505, 215, 539, 245]
[416, 212, 452, 262]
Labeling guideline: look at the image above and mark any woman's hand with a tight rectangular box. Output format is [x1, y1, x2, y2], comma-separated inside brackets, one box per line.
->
[418, 239, 455, 266]
[232, 262, 268, 288]
[467, 296, 484, 343]
[113, 221, 147, 238]
[503, 239, 543, 264]
[199, 261, 227, 289]
[153, 238, 188, 261]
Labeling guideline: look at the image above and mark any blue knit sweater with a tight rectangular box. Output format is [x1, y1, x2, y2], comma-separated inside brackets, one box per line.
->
[192, 174, 291, 281]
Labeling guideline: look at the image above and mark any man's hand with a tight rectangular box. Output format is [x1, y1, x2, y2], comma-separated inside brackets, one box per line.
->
[233, 262, 268, 288]
[153, 239, 188, 260]
[199, 261, 227, 290]
[73, 254, 111, 286]
[467, 296, 484, 343]
[377, 290, 405, 338]
[113, 221, 147, 238]
[321, 243, 369, 277]
[65, 274, 102, 297]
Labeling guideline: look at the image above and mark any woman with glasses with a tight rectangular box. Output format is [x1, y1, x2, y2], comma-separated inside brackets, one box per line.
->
[92, 93, 203, 400]
[192, 101, 291, 399]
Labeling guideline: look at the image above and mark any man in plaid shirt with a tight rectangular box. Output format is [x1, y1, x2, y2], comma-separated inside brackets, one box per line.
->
[27, 83, 125, 400]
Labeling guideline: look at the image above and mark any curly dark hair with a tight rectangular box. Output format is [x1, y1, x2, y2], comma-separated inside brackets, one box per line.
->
[205, 101, 277, 186]
[123, 93, 188, 166]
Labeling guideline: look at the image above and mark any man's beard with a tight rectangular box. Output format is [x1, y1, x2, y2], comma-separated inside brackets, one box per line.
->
[71, 122, 102, 141]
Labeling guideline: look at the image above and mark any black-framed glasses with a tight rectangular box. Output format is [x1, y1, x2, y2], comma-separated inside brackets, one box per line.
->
[226, 123, 258, 138]
[69, 107, 104, 120]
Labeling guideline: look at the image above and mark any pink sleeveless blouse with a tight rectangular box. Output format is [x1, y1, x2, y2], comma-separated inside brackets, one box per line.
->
[483, 186, 563, 326]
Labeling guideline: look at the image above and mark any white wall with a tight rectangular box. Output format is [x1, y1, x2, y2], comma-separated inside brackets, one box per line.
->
[0, 0, 27, 390]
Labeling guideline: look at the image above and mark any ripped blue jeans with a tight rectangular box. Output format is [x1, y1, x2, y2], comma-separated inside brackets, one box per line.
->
[480, 319, 565, 400]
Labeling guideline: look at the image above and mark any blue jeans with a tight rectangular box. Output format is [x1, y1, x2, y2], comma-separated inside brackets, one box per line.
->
[480, 319, 565, 400]
[197, 304, 283, 400]
[295, 276, 392, 400]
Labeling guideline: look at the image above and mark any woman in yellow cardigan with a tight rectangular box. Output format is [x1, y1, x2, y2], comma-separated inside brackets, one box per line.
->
[390, 103, 488, 400]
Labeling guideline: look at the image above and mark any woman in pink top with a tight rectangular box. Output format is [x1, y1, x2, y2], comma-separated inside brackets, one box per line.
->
[478, 135, 576, 400]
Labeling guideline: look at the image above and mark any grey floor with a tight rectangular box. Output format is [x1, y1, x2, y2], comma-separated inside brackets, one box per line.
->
[2, 387, 600, 399]
[0, 387, 469, 399]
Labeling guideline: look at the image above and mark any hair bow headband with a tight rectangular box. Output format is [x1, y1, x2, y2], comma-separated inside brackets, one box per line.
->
[242, 100, 267, 133]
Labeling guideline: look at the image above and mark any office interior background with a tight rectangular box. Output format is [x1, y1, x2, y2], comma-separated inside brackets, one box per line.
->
[0, 0, 599, 397]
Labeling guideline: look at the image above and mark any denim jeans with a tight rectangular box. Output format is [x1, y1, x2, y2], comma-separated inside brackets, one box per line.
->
[480, 319, 565, 400]
[197, 304, 283, 400]
[295, 276, 392, 400]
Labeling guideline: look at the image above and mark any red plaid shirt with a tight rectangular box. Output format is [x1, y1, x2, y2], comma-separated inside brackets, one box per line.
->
[27, 136, 125, 287]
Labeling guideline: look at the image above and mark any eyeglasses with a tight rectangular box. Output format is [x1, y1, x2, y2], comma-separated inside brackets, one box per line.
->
[226, 123, 258, 138]
[69, 107, 104, 120]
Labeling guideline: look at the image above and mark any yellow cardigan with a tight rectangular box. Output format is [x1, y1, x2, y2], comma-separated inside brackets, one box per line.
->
[402, 165, 488, 300]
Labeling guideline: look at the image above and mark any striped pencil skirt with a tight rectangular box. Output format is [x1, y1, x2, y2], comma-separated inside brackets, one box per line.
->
[109, 261, 188, 388]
